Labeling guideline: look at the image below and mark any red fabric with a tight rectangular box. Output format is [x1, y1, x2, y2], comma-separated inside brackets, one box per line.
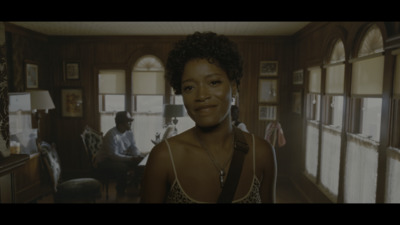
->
[264, 121, 286, 148]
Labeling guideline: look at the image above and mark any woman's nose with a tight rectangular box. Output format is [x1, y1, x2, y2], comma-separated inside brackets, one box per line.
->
[196, 84, 210, 101]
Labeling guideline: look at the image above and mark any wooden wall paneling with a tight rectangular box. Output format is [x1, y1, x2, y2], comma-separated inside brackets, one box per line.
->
[237, 41, 259, 137]
[275, 39, 294, 177]
[233, 36, 295, 178]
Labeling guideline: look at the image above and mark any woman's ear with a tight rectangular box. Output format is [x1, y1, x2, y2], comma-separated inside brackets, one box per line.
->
[231, 81, 238, 98]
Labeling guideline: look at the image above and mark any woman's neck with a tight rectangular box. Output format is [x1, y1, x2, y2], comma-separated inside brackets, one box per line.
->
[193, 119, 234, 155]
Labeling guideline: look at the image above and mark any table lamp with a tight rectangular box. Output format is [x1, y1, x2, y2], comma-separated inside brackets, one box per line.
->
[163, 104, 185, 138]
[163, 104, 185, 126]
[29, 90, 55, 139]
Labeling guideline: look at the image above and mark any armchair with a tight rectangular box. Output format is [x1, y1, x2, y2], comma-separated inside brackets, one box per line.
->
[81, 125, 117, 200]
[37, 140, 101, 203]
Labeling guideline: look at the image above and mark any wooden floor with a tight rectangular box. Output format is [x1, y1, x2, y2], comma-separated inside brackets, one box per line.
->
[276, 177, 309, 203]
[36, 176, 308, 204]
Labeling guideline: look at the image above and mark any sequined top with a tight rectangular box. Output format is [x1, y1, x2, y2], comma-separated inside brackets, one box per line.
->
[165, 134, 262, 203]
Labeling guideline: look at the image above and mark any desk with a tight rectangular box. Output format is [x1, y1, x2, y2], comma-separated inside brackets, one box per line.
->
[138, 154, 149, 166]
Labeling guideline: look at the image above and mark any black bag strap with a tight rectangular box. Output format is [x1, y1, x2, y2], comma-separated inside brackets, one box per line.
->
[217, 127, 249, 203]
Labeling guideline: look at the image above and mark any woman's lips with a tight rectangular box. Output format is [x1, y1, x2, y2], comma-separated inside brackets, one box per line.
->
[195, 105, 217, 113]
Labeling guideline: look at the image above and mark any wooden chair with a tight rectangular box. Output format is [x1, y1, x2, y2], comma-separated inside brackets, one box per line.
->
[80, 126, 116, 200]
[37, 140, 102, 203]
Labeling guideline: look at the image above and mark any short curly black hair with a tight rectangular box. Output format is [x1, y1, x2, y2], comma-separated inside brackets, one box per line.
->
[165, 32, 243, 95]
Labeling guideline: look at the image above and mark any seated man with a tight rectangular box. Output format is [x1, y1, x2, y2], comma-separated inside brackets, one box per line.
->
[95, 111, 144, 196]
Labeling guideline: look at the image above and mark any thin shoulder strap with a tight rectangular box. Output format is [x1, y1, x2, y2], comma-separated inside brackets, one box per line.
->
[165, 139, 178, 179]
[251, 134, 256, 174]
[217, 127, 249, 203]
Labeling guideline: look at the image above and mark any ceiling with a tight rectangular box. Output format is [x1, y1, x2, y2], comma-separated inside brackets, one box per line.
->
[8, 21, 310, 36]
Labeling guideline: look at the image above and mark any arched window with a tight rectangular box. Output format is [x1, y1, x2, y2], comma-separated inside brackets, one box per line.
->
[319, 39, 346, 201]
[357, 25, 384, 58]
[351, 24, 384, 141]
[325, 39, 345, 126]
[344, 24, 384, 203]
[131, 55, 194, 151]
[131, 55, 165, 152]
[132, 55, 165, 96]
[304, 66, 321, 180]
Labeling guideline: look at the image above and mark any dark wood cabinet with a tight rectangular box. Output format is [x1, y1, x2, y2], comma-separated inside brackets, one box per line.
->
[13, 153, 52, 203]
[0, 154, 29, 203]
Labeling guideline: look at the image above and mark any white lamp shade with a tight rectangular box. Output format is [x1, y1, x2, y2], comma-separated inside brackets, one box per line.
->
[29, 90, 55, 111]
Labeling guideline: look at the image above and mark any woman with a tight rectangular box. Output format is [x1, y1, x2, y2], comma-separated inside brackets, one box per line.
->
[140, 32, 277, 203]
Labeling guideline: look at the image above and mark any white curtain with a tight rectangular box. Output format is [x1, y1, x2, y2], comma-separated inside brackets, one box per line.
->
[320, 125, 341, 199]
[385, 147, 400, 203]
[344, 133, 379, 203]
[305, 120, 319, 178]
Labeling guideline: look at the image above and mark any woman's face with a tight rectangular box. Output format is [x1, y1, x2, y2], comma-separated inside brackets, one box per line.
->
[181, 59, 236, 128]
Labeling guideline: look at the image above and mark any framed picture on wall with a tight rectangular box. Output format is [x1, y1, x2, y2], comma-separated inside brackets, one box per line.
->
[61, 88, 83, 118]
[64, 61, 80, 80]
[292, 91, 302, 114]
[293, 69, 304, 85]
[258, 79, 278, 103]
[260, 61, 278, 77]
[259, 105, 277, 121]
[25, 61, 39, 89]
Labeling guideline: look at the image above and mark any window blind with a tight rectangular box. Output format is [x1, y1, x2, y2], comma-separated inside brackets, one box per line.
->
[99, 70, 126, 94]
[308, 67, 321, 93]
[351, 55, 384, 96]
[326, 64, 345, 94]
[132, 71, 165, 95]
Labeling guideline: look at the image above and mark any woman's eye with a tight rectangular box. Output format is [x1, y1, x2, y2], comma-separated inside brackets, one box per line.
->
[210, 80, 222, 86]
[182, 85, 193, 92]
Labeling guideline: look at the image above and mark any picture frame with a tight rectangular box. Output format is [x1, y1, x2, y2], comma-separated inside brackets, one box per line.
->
[293, 69, 304, 85]
[25, 61, 39, 89]
[260, 61, 278, 77]
[258, 79, 278, 103]
[61, 88, 83, 118]
[292, 91, 302, 114]
[259, 105, 277, 121]
[64, 61, 80, 80]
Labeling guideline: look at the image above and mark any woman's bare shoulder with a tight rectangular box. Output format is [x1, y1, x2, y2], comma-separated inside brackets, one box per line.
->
[245, 132, 276, 161]
[149, 128, 195, 160]
[145, 141, 171, 173]
[164, 128, 196, 147]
